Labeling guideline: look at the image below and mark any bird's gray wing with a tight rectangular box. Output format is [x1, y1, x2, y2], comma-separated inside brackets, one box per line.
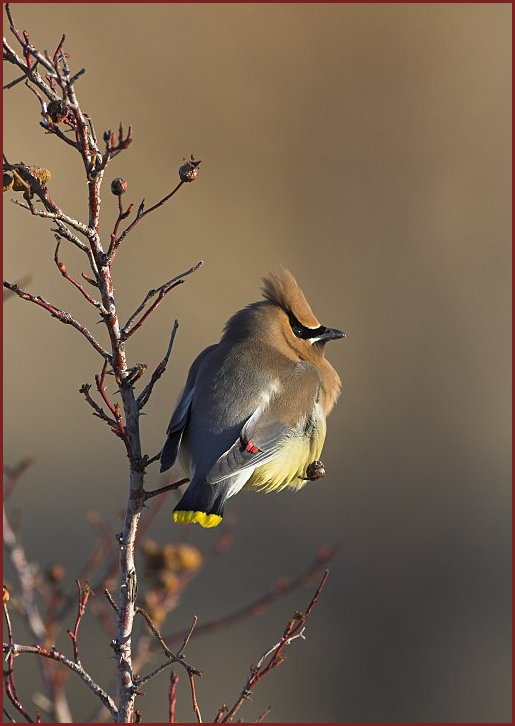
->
[206, 364, 320, 484]
[160, 344, 218, 472]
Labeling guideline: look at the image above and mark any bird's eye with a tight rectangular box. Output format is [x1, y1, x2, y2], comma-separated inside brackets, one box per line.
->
[289, 314, 309, 339]
[289, 313, 326, 341]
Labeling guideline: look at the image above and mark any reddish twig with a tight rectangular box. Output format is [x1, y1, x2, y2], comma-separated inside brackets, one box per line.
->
[79, 382, 118, 429]
[1, 642, 117, 718]
[3, 599, 35, 723]
[108, 194, 134, 259]
[143, 478, 189, 503]
[255, 706, 272, 722]
[95, 361, 125, 438]
[111, 179, 189, 253]
[214, 705, 228, 723]
[99, 124, 133, 174]
[188, 672, 203, 724]
[67, 580, 92, 663]
[169, 671, 179, 723]
[221, 570, 330, 723]
[2, 281, 111, 361]
[54, 240, 105, 312]
[104, 590, 200, 678]
[122, 263, 202, 341]
[164, 547, 337, 648]
[137, 320, 179, 409]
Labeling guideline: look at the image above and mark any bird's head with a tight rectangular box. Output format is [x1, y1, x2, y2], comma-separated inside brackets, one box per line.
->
[260, 269, 345, 359]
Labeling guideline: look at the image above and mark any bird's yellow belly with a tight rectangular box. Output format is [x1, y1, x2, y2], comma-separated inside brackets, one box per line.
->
[247, 419, 326, 493]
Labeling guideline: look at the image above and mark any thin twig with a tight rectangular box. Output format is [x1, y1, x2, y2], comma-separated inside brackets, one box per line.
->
[143, 478, 189, 502]
[255, 706, 272, 722]
[222, 571, 330, 723]
[79, 383, 118, 429]
[66, 580, 91, 663]
[137, 320, 179, 409]
[107, 195, 134, 259]
[104, 590, 200, 677]
[111, 180, 188, 253]
[2, 282, 111, 361]
[3, 601, 34, 723]
[188, 672, 203, 723]
[2, 643, 118, 719]
[164, 547, 337, 647]
[3, 61, 39, 90]
[168, 671, 179, 723]
[54, 241, 105, 312]
[3, 707, 16, 723]
[177, 616, 198, 659]
[122, 263, 202, 340]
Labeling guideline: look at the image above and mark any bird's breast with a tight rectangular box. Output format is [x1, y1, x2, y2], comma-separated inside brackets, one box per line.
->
[247, 403, 327, 493]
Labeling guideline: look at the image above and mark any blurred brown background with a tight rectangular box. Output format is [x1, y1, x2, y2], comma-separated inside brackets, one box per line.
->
[3, 3, 511, 723]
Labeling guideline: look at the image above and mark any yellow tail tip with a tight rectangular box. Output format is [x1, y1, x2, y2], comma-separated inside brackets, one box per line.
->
[173, 510, 222, 528]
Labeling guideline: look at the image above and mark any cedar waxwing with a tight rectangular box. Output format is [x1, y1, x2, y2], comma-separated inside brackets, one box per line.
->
[160, 270, 345, 527]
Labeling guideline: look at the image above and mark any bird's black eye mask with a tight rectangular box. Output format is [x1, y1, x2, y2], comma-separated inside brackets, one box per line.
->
[288, 313, 326, 340]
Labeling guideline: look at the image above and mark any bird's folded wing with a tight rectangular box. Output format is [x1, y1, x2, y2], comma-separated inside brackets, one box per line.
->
[207, 365, 320, 484]
[160, 344, 218, 472]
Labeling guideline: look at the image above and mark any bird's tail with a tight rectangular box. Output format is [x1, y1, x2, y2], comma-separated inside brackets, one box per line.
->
[173, 478, 229, 528]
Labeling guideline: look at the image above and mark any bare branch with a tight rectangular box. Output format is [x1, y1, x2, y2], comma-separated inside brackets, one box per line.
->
[110, 177, 193, 254]
[66, 580, 92, 664]
[143, 478, 189, 502]
[122, 263, 202, 340]
[3, 38, 59, 103]
[79, 382, 118, 429]
[138, 320, 179, 409]
[2, 281, 111, 361]
[221, 571, 330, 723]
[188, 672, 203, 724]
[104, 590, 201, 679]
[169, 671, 179, 723]
[3, 62, 39, 90]
[255, 706, 272, 722]
[54, 241, 105, 312]
[2, 643, 118, 719]
[3, 599, 35, 723]
[164, 547, 337, 648]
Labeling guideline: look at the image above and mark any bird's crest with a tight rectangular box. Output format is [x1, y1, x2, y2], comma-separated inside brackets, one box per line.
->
[261, 270, 320, 328]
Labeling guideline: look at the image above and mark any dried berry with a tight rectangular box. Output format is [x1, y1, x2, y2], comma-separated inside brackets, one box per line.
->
[111, 177, 128, 196]
[179, 156, 201, 183]
[3, 172, 13, 192]
[46, 99, 68, 124]
[305, 460, 326, 481]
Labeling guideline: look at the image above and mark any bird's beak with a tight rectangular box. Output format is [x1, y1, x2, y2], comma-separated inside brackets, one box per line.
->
[319, 327, 346, 342]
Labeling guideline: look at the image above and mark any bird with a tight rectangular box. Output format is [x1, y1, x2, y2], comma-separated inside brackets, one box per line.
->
[160, 269, 345, 528]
